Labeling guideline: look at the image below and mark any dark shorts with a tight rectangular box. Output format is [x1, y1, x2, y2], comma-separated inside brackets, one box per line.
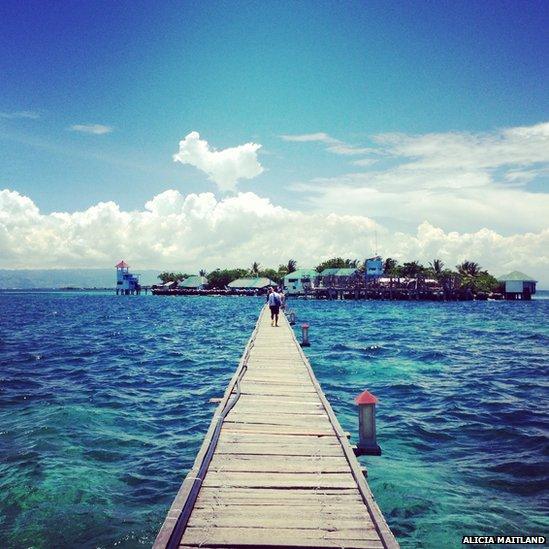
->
[269, 305, 280, 316]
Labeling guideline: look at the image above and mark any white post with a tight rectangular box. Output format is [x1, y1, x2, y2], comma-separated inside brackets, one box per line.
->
[301, 323, 310, 347]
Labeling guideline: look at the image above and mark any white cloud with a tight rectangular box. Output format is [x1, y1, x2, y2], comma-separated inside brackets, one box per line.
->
[372, 122, 549, 170]
[70, 124, 113, 135]
[280, 132, 377, 156]
[173, 131, 263, 192]
[289, 122, 549, 236]
[0, 111, 40, 120]
[0, 188, 547, 285]
[352, 158, 377, 167]
[280, 132, 337, 143]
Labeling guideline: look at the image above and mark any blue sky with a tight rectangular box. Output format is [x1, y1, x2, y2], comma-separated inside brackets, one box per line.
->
[0, 0, 548, 281]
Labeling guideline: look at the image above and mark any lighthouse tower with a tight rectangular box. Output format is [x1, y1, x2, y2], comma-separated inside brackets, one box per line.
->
[115, 261, 140, 295]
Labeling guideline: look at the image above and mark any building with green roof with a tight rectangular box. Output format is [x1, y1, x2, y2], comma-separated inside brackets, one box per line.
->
[318, 267, 360, 288]
[497, 271, 537, 300]
[283, 269, 319, 295]
[227, 277, 277, 291]
[179, 275, 208, 289]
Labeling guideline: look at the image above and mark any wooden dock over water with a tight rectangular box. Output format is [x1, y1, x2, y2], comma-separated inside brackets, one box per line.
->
[154, 306, 398, 549]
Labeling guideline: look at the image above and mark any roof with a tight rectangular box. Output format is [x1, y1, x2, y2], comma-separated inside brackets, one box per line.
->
[179, 275, 208, 288]
[497, 271, 537, 282]
[228, 277, 276, 289]
[355, 390, 378, 405]
[320, 268, 358, 276]
[115, 260, 129, 268]
[283, 269, 318, 280]
[320, 268, 340, 276]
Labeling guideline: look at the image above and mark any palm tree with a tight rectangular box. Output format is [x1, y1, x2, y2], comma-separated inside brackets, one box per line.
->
[286, 259, 297, 274]
[250, 261, 261, 277]
[457, 261, 481, 277]
[429, 259, 444, 278]
[199, 269, 207, 277]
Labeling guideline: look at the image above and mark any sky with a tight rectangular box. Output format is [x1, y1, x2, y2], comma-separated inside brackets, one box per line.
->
[1, 0, 548, 284]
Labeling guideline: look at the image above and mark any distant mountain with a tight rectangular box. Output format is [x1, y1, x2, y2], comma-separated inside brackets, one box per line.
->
[0, 269, 161, 289]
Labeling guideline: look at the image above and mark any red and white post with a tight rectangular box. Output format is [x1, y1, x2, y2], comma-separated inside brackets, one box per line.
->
[355, 390, 381, 456]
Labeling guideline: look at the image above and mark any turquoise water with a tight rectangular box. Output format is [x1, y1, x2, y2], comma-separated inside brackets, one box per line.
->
[0, 292, 547, 548]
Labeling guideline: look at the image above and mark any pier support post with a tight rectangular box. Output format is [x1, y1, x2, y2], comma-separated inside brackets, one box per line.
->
[354, 390, 381, 456]
[300, 323, 310, 347]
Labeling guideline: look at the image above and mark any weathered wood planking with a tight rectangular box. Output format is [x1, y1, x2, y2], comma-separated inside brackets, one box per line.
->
[154, 306, 398, 549]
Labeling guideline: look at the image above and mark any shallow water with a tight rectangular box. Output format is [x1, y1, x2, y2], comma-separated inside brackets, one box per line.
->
[0, 292, 547, 548]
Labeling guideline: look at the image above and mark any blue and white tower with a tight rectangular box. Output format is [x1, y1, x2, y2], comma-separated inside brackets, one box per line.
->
[115, 260, 141, 295]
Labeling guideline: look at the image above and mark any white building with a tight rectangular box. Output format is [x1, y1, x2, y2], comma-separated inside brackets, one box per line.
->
[497, 271, 537, 300]
[283, 269, 319, 295]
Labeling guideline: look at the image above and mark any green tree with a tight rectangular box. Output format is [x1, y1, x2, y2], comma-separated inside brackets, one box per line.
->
[401, 261, 425, 278]
[199, 269, 207, 277]
[250, 261, 261, 276]
[315, 257, 348, 272]
[383, 258, 398, 276]
[471, 272, 499, 293]
[157, 272, 188, 283]
[455, 261, 498, 293]
[207, 268, 248, 289]
[260, 268, 282, 285]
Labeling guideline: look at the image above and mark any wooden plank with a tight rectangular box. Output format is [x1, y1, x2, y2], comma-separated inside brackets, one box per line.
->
[192, 502, 370, 515]
[187, 512, 376, 531]
[188, 506, 373, 521]
[181, 527, 385, 547]
[241, 377, 312, 385]
[235, 371, 311, 386]
[202, 471, 358, 489]
[234, 397, 325, 407]
[195, 487, 363, 499]
[208, 455, 351, 473]
[218, 431, 340, 444]
[216, 443, 344, 457]
[221, 424, 336, 436]
[238, 383, 318, 395]
[225, 409, 330, 421]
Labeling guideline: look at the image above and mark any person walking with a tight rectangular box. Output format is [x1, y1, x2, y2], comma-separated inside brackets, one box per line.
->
[267, 287, 281, 327]
[278, 287, 286, 311]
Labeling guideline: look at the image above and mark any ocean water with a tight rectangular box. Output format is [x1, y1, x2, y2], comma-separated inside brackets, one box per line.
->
[0, 292, 547, 548]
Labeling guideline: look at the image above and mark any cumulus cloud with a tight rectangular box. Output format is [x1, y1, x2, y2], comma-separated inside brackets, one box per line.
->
[0, 110, 40, 120]
[1, 188, 547, 284]
[173, 131, 263, 192]
[70, 124, 113, 135]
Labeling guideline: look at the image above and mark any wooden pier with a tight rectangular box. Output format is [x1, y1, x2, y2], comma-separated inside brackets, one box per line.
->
[154, 306, 398, 549]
